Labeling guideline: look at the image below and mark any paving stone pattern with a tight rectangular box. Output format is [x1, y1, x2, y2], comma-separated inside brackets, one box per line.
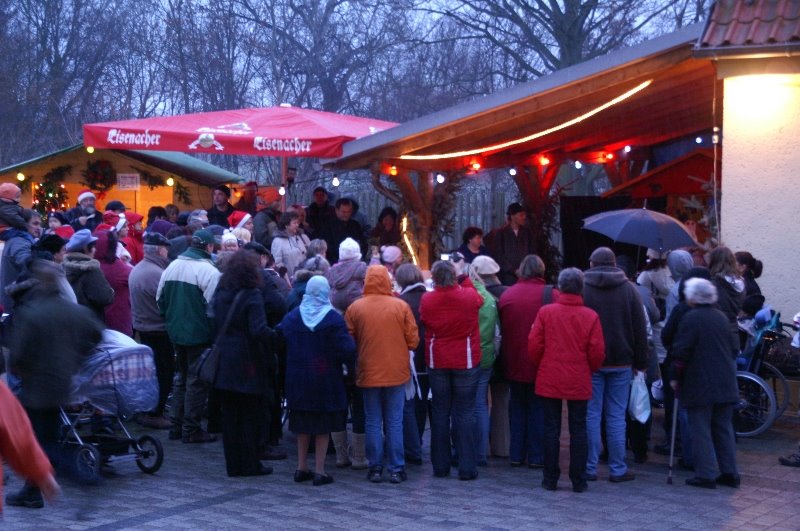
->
[3, 409, 799, 529]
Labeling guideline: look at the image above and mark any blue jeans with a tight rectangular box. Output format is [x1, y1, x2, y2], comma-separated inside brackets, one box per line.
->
[362, 385, 405, 473]
[429, 367, 479, 476]
[586, 368, 631, 477]
[473, 367, 492, 464]
[508, 381, 544, 465]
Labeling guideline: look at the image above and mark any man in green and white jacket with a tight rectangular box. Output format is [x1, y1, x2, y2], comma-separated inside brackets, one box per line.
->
[157, 229, 221, 443]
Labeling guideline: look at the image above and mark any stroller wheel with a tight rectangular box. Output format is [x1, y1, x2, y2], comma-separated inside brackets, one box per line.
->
[135, 435, 164, 474]
[74, 444, 102, 485]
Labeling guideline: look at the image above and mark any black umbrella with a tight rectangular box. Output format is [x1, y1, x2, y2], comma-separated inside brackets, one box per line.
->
[582, 208, 697, 252]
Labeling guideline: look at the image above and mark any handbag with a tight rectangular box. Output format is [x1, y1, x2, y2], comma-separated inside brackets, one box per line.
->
[195, 291, 245, 386]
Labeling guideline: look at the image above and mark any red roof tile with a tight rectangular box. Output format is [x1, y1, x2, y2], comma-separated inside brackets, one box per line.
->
[698, 0, 800, 51]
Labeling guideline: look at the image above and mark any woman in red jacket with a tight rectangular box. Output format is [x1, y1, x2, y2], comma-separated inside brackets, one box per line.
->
[420, 261, 483, 480]
[528, 267, 605, 493]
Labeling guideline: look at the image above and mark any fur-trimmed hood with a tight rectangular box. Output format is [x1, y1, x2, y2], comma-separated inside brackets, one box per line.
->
[63, 252, 102, 277]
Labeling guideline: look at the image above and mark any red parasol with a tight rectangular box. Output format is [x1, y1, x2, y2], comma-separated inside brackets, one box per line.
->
[83, 106, 398, 158]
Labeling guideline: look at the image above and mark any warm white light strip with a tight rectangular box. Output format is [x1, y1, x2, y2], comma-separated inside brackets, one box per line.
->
[400, 79, 653, 161]
[401, 215, 418, 265]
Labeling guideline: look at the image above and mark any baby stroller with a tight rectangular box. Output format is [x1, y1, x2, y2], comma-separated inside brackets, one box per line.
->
[60, 330, 164, 484]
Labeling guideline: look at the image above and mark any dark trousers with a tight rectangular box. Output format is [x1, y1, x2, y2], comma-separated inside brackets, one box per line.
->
[138, 331, 175, 416]
[348, 385, 366, 434]
[429, 367, 479, 476]
[627, 412, 651, 460]
[542, 397, 588, 487]
[402, 373, 430, 460]
[220, 390, 264, 476]
[688, 403, 738, 480]
[171, 344, 209, 436]
[508, 381, 544, 465]
[21, 407, 60, 493]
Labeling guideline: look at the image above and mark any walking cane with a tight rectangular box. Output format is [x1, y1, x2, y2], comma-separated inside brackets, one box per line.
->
[667, 397, 679, 485]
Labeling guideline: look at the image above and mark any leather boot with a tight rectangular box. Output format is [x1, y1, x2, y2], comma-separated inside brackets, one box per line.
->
[350, 432, 369, 470]
[331, 431, 352, 468]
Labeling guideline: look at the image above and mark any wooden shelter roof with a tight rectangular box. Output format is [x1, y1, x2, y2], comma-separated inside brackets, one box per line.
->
[0, 144, 240, 187]
[330, 23, 718, 175]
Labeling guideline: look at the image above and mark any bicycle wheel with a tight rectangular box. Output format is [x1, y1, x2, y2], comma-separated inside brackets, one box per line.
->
[734, 371, 776, 437]
[758, 362, 790, 419]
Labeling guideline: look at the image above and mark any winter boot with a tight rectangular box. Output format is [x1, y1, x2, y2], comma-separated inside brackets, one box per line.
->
[331, 431, 352, 468]
[350, 432, 369, 470]
[5, 483, 44, 509]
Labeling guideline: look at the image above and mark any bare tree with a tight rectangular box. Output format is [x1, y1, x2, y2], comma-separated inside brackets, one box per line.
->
[425, 0, 680, 81]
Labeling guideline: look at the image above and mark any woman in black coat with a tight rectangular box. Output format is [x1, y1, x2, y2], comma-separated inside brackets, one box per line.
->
[669, 277, 740, 490]
[396, 263, 429, 464]
[212, 250, 276, 477]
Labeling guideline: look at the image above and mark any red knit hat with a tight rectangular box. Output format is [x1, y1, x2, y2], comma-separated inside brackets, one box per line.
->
[0, 183, 21, 201]
[54, 225, 75, 239]
[227, 211, 252, 230]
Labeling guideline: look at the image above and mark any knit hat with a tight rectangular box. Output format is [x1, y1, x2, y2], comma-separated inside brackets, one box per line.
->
[227, 211, 252, 230]
[339, 237, 361, 261]
[49, 211, 69, 225]
[221, 229, 238, 246]
[589, 247, 616, 266]
[54, 225, 75, 239]
[148, 219, 174, 237]
[143, 232, 171, 246]
[77, 189, 96, 203]
[381, 245, 403, 264]
[683, 277, 717, 305]
[191, 229, 215, 248]
[0, 183, 21, 201]
[471, 255, 500, 275]
[214, 184, 231, 198]
[35, 234, 68, 255]
[105, 200, 127, 212]
[66, 229, 98, 252]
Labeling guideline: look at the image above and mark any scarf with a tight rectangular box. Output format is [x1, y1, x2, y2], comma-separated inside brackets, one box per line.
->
[299, 275, 334, 331]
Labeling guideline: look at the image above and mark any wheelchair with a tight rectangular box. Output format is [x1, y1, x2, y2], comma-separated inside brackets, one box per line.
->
[734, 311, 793, 437]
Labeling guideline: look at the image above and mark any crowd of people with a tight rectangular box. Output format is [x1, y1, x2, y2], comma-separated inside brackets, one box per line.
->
[0, 178, 793, 510]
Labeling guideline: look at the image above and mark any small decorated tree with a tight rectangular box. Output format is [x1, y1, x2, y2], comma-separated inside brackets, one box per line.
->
[32, 166, 71, 217]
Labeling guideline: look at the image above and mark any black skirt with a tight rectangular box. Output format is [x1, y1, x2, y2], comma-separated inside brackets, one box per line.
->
[289, 409, 347, 435]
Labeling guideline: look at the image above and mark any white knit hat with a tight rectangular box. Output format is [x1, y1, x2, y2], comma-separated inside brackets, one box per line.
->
[339, 238, 361, 261]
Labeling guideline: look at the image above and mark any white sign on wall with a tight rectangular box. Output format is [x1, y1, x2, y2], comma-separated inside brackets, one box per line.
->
[117, 173, 140, 190]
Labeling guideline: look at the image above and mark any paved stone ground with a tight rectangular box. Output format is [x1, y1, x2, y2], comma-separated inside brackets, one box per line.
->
[3, 408, 799, 530]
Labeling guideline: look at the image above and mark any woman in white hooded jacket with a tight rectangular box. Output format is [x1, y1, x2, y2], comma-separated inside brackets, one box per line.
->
[271, 211, 310, 279]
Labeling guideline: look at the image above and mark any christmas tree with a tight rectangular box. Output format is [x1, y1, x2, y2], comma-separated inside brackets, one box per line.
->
[32, 165, 71, 218]
[32, 181, 69, 217]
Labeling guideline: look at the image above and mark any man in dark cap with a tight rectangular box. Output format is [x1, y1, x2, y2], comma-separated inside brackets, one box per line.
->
[486, 202, 536, 285]
[305, 186, 335, 237]
[157, 229, 221, 443]
[131, 233, 173, 429]
[582, 247, 648, 484]
[207, 185, 236, 227]
[104, 200, 128, 213]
